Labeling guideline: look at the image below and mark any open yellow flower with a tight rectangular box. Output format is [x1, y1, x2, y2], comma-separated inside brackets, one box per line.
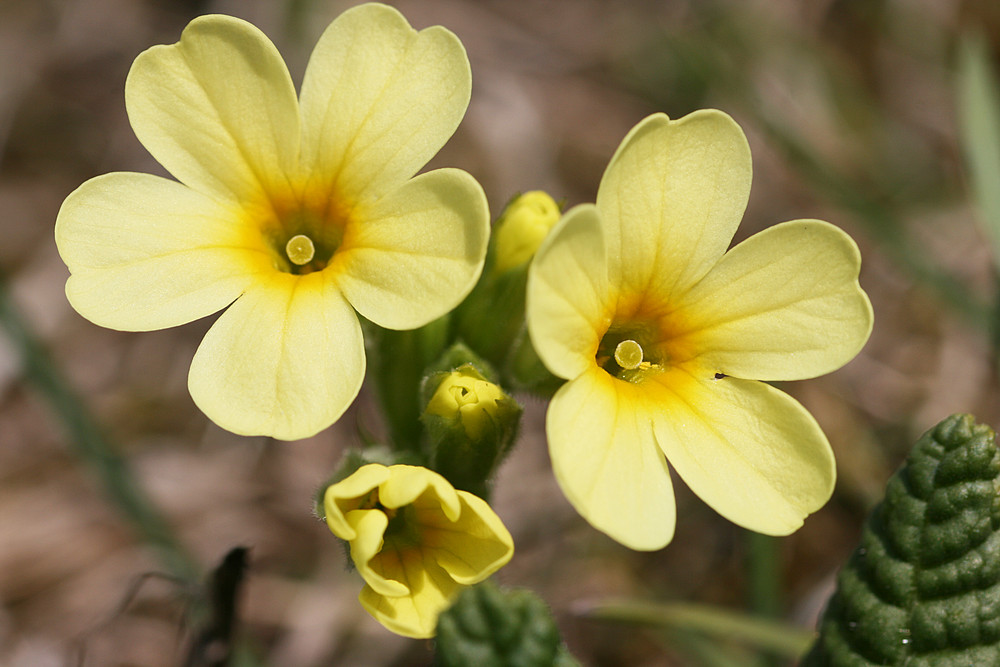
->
[324, 464, 514, 638]
[527, 111, 873, 551]
[54, 4, 489, 440]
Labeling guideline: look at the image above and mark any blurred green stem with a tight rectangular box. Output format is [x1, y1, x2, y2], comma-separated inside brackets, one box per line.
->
[746, 531, 781, 667]
[0, 278, 199, 582]
[578, 598, 814, 659]
[371, 316, 450, 451]
[747, 531, 780, 619]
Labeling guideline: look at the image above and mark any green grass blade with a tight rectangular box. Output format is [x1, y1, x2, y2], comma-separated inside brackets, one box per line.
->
[0, 278, 199, 582]
[957, 31, 1000, 263]
[577, 598, 815, 658]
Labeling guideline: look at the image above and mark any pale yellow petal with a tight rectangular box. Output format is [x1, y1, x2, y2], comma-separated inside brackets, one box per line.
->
[547, 368, 676, 551]
[335, 169, 489, 330]
[359, 553, 459, 638]
[596, 111, 751, 298]
[379, 465, 462, 520]
[676, 220, 874, 380]
[298, 3, 471, 200]
[348, 509, 410, 598]
[649, 373, 835, 535]
[125, 14, 299, 203]
[526, 204, 612, 380]
[324, 464, 391, 540]
[187, 272, 364, 440]
[422, 491, 514, 585]
[55, 172, 264, 332]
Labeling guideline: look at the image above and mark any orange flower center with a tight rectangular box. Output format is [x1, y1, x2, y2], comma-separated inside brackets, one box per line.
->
[252, 186, 352, 275]
[596, 293, 699, 383]
[598, 322, 664, 382]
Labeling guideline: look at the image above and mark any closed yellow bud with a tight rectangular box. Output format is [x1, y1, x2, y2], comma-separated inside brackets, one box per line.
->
[492, 191, 561, 272]
[425, 370, 506, 440]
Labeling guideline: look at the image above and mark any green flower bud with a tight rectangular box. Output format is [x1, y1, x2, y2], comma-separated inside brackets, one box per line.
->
[492, 191, 562, 273]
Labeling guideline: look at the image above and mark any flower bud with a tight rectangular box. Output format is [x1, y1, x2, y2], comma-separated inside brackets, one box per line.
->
[425, 369, 507, 440]
[421, 363, 522, 499]
[492, 191, 562, 273]
[453, 191, 562, 372]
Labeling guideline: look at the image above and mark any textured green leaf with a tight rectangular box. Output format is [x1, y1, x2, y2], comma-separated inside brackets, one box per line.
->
[434, 580, 579, 667]
[802, 414, 1000, 666]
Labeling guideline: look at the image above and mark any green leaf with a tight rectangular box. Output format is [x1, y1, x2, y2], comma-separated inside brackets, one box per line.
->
[434, 580, 579, 667]
[957, 31, 1000, 264]
[802, 414, 1000, 666]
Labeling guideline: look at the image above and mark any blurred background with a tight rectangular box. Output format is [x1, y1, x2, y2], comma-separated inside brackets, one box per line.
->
[2, 0, 1000, 664]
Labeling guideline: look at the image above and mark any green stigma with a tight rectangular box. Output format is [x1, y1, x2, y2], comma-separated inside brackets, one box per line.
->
[285, 234, 316, 266]
[614, 339, 644, 370]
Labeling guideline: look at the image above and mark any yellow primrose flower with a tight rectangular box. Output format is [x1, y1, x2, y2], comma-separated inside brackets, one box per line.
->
[526, 111, 873, 551]
[324, 464, 514, 638]
[54, 4, 489, 440]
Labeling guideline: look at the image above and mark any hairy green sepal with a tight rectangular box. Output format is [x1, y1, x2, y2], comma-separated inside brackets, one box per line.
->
[802, 414, 1000, 665]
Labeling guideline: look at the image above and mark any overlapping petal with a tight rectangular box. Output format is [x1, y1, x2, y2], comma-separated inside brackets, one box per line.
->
[596, 111, 752, 299]
[649, 373, 836, 536]
[298, 3, 471, 201]
[347, 509, 409, 598]
[125, 15, 299, 204]
[358, 553, 460, 638]
[378, 465, 461, 518]
[527, 204, 612, 380]
[421, 491, 515, 584]
[674, 220, 874, 380]
[335, 168, 489, 330]
[547, 368, 676, 551]
[324, 464, 391, 540]
[56, 172, 264, 332]
[187, 271, 365, 440]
